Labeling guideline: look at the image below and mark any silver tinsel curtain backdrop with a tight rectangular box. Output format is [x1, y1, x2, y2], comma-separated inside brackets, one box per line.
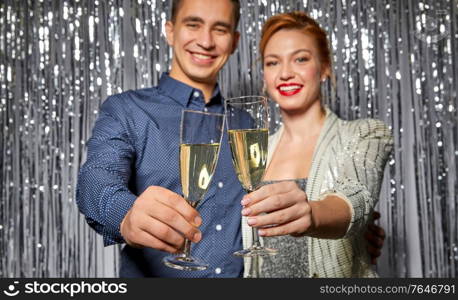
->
[1, 0, 457, 277]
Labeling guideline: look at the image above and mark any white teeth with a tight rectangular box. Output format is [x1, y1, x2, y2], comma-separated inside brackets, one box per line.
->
[193, 53, 212, 60]
[279, 85, 302, 91]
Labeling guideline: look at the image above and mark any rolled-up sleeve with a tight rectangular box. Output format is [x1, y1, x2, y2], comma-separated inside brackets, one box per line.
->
[321, 119, 394, 238]
[76, 97, 137, 246]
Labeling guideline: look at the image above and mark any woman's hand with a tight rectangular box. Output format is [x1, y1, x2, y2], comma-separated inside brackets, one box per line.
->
[241, 181, 314, 237]
[242, 181, 352, 239]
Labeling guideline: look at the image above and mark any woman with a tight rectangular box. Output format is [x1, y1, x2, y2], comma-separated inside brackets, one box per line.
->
[240, 11, 393, 277]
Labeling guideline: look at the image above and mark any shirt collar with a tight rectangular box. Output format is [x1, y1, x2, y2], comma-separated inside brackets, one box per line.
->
[158, 73, 223, 108]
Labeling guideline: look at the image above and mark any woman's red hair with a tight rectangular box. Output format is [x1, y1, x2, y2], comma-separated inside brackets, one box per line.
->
[260, 11, 331, 71]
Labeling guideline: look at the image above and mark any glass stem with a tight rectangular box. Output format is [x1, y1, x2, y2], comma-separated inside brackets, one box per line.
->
[250, 256, 260, 278]
[182, 198, 196, 258]
[252, 226, 261, 248]
[247, 189, 261, 249]
[183, 238, 192, 258]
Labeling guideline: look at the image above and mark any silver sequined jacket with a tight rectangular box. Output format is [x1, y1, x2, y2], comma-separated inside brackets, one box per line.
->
[242, 107, 394, 277]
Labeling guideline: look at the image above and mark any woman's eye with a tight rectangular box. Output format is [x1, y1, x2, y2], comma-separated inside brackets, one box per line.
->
[296, 57, 309, 63]
[265, 61, 277, 67]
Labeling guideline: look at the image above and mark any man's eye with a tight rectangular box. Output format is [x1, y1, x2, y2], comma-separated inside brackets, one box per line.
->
[214, 27, 228, 34]
[186, 23, 199, 29]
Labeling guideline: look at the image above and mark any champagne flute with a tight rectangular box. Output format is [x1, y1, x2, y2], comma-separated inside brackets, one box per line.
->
[225, 96, 277, 257]
[163, 109, 224, 271]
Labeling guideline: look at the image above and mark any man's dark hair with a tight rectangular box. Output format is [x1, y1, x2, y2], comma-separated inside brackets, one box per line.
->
[170, 0, 240, 30]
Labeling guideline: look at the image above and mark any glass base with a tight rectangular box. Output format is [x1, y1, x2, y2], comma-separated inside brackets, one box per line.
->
[233, 246, 278, 257]
[163, 254, 208, 271]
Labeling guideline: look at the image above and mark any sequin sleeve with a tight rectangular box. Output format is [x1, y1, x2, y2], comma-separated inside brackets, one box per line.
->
[320, 118, 394, 238]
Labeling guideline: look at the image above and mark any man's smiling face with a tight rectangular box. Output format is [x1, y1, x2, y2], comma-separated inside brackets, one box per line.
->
[166, 0, 240, 87]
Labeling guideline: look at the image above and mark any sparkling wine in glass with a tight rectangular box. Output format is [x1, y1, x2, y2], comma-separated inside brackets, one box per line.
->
[225, 96, 277, 257]
[163, 110, 224, 271]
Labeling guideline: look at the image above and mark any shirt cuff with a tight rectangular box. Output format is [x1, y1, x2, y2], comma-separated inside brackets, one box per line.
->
[102, 189, 137, 246]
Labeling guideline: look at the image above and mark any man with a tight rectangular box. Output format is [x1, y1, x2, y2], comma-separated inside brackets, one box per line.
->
[77, 0, 244, 277]
[76, 0, 384, 278]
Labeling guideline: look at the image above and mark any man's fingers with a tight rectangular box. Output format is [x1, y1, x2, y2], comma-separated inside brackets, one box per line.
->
[368, 224, 386, 240]
[147, 201, 202, 243]
[370, 256, 377, 265]
[366, 244, 382, 259]
[136, 230, 181, 254]
[151, 186, 202, 227]
[364, 231, 384, 248]
[139, 218, 187, 249]
[372, 211, 381, 221]
[121, 186, 203, 251]
[121, 215, 180, 253]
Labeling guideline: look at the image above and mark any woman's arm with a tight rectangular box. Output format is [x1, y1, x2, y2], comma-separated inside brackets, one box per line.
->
[305, 194, 351, 238]
[241, 119, 393, 239]
[241, 181, 351, 238]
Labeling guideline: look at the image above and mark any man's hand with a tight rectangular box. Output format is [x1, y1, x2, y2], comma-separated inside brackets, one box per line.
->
[120, 186, 202, 253]
[364, 211, 386, 264]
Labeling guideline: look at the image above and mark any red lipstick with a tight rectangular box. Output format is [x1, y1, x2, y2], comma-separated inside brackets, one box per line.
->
[277, 83, 303, 96]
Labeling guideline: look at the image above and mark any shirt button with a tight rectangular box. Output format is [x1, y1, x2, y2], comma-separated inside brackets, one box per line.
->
[215, 224, 222, 231]
[193, 91, 200, 98]
[215, 268, 222, 274]
[218, 181, 224, 188]
[204, 107, 208, 112]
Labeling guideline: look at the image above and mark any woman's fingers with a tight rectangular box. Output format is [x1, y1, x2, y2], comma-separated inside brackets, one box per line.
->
[241, 181, 311, 237]
[241, 181, 300, 206]
[247, 202, 310, 227]
[257, 216, 312, 237]
[242, 192, 295, 216]
[242, 182, 306, 216]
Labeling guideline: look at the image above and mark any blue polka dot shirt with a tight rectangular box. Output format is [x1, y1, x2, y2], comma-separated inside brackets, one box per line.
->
[76, 73, 245, 277]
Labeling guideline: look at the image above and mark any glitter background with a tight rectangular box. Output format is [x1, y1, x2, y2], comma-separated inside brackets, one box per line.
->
[0, 0, 457, 277]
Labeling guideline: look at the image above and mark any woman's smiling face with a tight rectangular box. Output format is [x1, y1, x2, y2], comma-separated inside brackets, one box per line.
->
[263, 29, 329, 114]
